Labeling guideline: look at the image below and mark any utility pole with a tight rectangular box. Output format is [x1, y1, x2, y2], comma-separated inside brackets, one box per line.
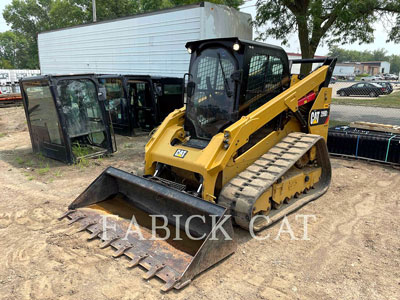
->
[92, 0, 97, 22]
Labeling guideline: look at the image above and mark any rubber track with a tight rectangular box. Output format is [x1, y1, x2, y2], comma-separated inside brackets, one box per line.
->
[218, 132, 331, 231]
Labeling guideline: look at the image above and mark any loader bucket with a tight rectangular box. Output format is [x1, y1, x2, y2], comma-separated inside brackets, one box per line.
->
[59, 167, 236, 291]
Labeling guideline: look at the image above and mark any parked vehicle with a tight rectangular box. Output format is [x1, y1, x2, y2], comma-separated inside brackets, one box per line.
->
[96, 75, 184, 136]
[337, 82, 385, 97]
[361, 75, 381, 81]
[375, 82, 393, 94]
[330, 76, 337, 84]
[383, 73, 399, 80]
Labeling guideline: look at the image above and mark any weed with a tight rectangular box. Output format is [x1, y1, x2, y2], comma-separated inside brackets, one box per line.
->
[55, 170, 62, 177]
[0, 133, 6, 138]
[76, 157, 90, 168]
[124, 143, 134, 149]
[72, 143, 91, 157]
[37, 164, 50, 175]
[15, 157, 24, 164]
[72, 143, 95, 168]
[27, 176, 34, 181]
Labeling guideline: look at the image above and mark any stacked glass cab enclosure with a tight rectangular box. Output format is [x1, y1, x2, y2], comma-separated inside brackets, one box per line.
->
[20, 74, 115, 164]
[96, 75, 184, 136]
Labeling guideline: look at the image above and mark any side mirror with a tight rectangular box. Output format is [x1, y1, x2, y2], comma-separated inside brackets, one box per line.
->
[98, 87, 107, 101]
[231, 70, 243, 83]
[187, 81, 196, 98]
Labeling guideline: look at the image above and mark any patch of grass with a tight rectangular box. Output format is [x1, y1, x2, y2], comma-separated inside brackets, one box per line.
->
[329, 120, 350, 128]
[27, 176, 34, 181]
[0, 133, 6, 138]
[72, 143, 94, 168]
[124, 143, 134, 149]
[332, 91, 400, 108]
[25, 159, 34, 167]
[72, 143, 91, 157]
[15, 157, 25, 164]
[37, 164, 50, 175]
[76, 158, 90, 168]
[55, 170, 62, 177]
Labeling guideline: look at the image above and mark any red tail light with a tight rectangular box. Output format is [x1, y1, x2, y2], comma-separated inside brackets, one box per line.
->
[382, 88, 385, 92]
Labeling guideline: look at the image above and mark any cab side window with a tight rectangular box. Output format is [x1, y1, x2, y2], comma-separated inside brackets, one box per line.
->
[244, 54, 285, 112]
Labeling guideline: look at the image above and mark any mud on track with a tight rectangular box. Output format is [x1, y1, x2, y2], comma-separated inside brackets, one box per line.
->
[0, 107, 399, 300]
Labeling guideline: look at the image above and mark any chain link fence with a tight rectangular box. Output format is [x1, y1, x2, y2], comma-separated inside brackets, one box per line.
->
[329, 78, 400, 126]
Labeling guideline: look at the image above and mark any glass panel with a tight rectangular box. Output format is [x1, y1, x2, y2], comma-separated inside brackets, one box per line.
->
[134, 82, 153, 129]
[24, 82, 62, 144]
[102, 78, 127, 124]
[57, 79, 105, 137]
[245, 54, 285, 111]
[267, 56, 284, 83]
[247, 55, 268, 94]
[136, 83, 148, 107]
[163, 84, 182, 95]
[187, 48, 237, 139]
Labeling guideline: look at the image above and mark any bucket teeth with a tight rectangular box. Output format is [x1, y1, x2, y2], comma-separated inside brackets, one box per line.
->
[127, 254, 148, 268]
[161, 280, 178, 292]
[58, 210, 76, 221]
[76, 221, 97, 232]
[143, 264, 165, 280]
[68, 214, 85, 225]
[99, 236, 119, 249]
[113, 244, 132, 258]
[174, 280, 191, 290]
[87, 228, 103, 240]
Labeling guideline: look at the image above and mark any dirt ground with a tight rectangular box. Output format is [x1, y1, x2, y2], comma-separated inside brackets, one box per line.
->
[0, 107, 399, 300]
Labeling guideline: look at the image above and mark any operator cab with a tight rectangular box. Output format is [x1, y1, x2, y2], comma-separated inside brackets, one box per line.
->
[184, 38, 291, 145]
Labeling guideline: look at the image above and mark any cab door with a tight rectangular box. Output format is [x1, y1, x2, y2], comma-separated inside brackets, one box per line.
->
[21, 80, 68, 162]
[127, 80, 156, 130]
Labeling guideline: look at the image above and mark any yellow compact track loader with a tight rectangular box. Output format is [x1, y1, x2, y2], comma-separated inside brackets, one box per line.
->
[59, 38, 336, 291]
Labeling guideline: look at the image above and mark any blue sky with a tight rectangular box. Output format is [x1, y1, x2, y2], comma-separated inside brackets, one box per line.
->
[0, 0, 398, 55]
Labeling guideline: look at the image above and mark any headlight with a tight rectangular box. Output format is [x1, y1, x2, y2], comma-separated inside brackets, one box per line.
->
[187, 47, 192, 54]
[233, 43, 240, 51]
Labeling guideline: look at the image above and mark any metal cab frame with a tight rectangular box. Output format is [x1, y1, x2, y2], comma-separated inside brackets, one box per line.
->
[20, 74, 115, 164]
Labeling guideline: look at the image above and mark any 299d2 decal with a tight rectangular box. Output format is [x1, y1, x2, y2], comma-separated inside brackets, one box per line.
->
[309, 109, 330, 126]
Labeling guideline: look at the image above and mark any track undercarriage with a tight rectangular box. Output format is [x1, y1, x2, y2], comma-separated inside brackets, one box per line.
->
[219, 132, 331, 231]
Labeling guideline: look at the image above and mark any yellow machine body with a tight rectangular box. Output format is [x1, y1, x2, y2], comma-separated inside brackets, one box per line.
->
[144, 66, 332, 203]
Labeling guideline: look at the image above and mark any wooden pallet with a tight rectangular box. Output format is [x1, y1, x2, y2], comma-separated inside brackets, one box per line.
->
[349, 121, 400, 134]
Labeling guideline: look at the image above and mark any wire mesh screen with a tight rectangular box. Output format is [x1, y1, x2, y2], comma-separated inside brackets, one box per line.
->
[194, 54, 235, 106]
[328, 77, 400, 127]
[247, 55, 268, 93]
[245, 55, 285, 111]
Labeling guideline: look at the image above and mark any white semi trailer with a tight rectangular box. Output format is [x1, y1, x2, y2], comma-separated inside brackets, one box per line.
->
[38, 2, 252, 77]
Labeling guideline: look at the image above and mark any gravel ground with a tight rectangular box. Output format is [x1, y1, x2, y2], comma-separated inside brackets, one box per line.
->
[0, 107, 399, 300]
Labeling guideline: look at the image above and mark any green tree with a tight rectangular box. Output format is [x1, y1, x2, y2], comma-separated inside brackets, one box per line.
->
[254, 0, 400, 74]
[328, 46, 400, 74]
[389, 54, 400, 74]
[0, 31, 33, 68]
